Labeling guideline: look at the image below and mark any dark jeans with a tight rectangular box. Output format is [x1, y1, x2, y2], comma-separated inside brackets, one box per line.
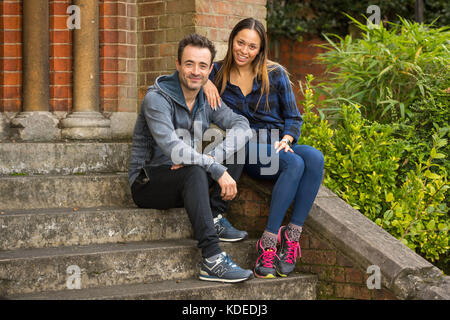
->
[131, 162, 244, 259]
[244, 143, 324, 234]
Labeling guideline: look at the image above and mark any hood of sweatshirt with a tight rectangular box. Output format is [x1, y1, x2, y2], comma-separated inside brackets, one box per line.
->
[153, 70, 206, 111]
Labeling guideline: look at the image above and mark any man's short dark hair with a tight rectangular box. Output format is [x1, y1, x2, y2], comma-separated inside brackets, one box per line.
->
[177, 33, 216, 66]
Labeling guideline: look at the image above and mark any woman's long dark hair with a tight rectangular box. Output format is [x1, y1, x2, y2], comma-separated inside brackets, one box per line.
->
[214, 18, 283, 111]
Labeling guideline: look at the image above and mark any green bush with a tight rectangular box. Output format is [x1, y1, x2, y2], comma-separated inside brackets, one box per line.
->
[298, 75, 449, 270]
[315, 16, 450, 123]
[314, 16, 450, 186]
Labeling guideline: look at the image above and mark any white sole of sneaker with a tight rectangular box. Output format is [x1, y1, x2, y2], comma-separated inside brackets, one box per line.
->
[218, 237, 247, 242]
[199, 272, 253, 283]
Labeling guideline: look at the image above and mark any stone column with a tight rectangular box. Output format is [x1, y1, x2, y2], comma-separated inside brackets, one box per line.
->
[61, 0, 111, 139]
[10, 0, 60, 141]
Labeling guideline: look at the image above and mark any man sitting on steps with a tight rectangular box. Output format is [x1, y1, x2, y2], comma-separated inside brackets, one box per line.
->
[128, 33, 254, 283]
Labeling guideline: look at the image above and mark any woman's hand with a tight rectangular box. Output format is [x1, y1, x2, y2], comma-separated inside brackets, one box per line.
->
[203, 79, 221, 110]
[274, 135, 294, 153]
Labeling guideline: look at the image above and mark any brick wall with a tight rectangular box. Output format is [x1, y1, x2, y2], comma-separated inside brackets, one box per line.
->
[230, 177, 398, 300]
[1, 0, 269, 114]
[0, 0, 139, 114]
[271, 36, 328, 109]
[136, 0, 267, 102]
[0, 0, 22, 112]
[50, 0, 72, 112]
[100, 0, 138, 113]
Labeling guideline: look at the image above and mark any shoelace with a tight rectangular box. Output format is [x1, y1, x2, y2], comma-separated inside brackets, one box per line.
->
[259, 248, 278, 268]
[285, 240, 301, 264]
[223, 253, 238, 268]
[216, 215, 235, 229]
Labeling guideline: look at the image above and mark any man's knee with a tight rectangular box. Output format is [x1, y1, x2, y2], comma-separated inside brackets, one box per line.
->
[184, 165, 209, 185]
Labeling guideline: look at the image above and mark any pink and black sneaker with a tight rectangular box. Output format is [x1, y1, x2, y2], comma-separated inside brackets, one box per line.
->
[276, 226, 301, 277]
[254, 239, 278, 279]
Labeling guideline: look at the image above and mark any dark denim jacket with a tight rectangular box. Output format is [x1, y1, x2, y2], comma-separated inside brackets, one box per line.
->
[128, 71, 252, 186]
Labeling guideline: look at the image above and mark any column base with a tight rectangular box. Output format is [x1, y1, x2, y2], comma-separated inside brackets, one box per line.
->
[60, 111, 111, 140]
[10, 111, 61, 141]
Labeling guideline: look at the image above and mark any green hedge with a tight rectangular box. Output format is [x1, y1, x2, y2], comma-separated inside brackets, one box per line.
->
[297, 75, 449, 273]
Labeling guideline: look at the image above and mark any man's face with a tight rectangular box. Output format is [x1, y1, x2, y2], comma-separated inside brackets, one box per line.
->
[176, 45, 213, 92]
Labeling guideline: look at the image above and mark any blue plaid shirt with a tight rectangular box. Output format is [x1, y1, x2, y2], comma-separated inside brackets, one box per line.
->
[209, 62, 303, 145]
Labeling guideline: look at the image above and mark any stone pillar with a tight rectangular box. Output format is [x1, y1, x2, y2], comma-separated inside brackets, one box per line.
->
[61, 0, 111, 140]
[10, 0, 60, 141]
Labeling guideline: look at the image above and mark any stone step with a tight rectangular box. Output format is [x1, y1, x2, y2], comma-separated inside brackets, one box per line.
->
[7, 273, 317, 300]
[0, 142, 131, 175]
[0, 239, 259, 296]
[0, 207, 192, 251]
[0, 173, 133, 210]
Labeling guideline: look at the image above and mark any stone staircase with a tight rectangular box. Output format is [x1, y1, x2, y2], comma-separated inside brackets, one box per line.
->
[0, 142, 317, 300]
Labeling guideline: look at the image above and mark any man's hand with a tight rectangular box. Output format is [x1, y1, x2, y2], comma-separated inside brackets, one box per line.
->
[217, 170, 237, 201]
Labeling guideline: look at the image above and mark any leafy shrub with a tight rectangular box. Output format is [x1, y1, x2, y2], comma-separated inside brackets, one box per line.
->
[315, 16, 450, 123]
[297, 75, 449, 269]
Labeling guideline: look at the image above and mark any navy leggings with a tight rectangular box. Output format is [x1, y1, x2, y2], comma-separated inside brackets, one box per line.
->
[244, 143, 325, 234]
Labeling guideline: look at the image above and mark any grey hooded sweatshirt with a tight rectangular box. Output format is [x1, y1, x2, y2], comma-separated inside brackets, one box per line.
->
[128, 71, 253, 186]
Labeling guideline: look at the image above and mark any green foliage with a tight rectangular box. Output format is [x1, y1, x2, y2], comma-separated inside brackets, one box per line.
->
[266, 0, 450, 38]
[315, 16, 450, 123]
[298, 75, 449, 268]
[377, 133, 449, 262]
[266, 0, 304, 42]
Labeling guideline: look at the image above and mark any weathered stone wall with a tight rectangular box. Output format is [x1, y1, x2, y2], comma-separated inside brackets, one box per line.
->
[229, 174, 449, 300]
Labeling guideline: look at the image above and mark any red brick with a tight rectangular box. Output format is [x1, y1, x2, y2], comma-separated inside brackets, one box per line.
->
[51, 44, 72, 58]
[50, 86, 71, 99]
[51, 3, 69, 15]
[100, 86, 118, 99]
[50, 30, 71, 43]
[101, 58, 122, 72]
[0, 99, 21, 112]
[50, 99, 71, 112]
[50, 72, 71, 86]
[51, 16, 69, 30]
[3, 59, 21, 71]
[0, 72, 21, 86]
[50, 58, 71, 71]
[3, 31, 22, 43]
[2, 2, 21, 15]
[336, 283, 371, 299]
[244, 201, 261, 217]
[345, 267, 364, 284]
[2, 86, 21, 99]
[3, 44, 21, 57]
[300, 249, 336, 266]
[2, 16, 21, 29]
[101, 73, 118, 85]
[309, 235, 333, 250]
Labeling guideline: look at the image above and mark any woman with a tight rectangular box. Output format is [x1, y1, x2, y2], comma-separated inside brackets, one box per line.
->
[203, 18, 324, 279]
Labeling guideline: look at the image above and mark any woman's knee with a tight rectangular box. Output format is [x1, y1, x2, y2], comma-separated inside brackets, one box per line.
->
[279, 152, 305, 177]
[293, 145, 324, 169]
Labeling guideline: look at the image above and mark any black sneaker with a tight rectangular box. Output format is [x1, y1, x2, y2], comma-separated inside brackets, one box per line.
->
[199, 252, 253, 283]
[276, 226, 301, 277]
[214, 214, 248, 242]
[253, 240, 278, 279]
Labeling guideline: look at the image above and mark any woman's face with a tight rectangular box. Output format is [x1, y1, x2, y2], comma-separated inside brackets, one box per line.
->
[232, 28, 261, 68]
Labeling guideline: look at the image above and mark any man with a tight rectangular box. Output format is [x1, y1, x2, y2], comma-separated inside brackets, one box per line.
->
[128, 34, 253, 283]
